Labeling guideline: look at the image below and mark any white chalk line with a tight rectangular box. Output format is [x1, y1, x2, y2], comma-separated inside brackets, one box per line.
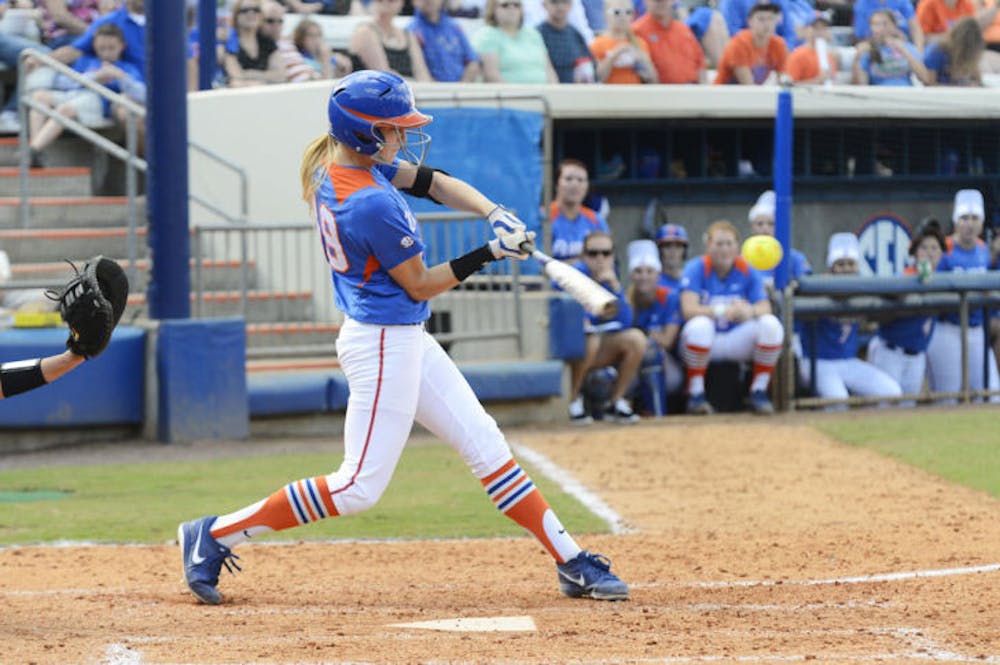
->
[104, 643, 143, 665]
[632, 562, 1000, 590]
[509, 440, 630, 534]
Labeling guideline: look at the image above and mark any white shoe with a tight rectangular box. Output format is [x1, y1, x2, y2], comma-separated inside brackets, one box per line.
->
[0, 110, 20, 134]
[569, 396, 593, 426]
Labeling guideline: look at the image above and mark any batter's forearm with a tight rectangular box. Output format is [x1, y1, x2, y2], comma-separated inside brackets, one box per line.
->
[428, 173, 495, 217]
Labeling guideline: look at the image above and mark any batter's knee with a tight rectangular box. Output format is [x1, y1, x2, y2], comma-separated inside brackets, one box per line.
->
[755, 313, 784, 345]
[324, 474, 387, 515]
[681, 315, 715, 347]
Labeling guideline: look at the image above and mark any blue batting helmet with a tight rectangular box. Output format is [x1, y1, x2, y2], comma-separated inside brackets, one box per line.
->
[327, 70, 432, 159]
[655, 223, 688, 245]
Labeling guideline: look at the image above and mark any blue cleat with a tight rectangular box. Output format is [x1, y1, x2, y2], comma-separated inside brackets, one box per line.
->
[178, 516, 241, 605]
[686, 392, 714, 415]
[556, 550, 630, 601]
[748, 389, 774, 415]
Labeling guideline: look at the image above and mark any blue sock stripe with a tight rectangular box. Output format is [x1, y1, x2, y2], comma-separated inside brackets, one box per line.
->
[486, 466, 523, 496]
[497, 480, 534, 512]
[304, 479, 326, 519]
[286, 484, 309, 524]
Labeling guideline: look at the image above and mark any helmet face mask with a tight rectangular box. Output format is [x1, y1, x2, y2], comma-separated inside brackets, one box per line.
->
[327, 70, 433, 165]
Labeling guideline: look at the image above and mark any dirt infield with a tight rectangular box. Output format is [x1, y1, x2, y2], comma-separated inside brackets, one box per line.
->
[4, 417, 1000, 664]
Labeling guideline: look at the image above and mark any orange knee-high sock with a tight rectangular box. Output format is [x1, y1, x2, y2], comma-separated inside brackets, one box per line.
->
[210, 476, 339, 548]
[481, 459, 581, 564]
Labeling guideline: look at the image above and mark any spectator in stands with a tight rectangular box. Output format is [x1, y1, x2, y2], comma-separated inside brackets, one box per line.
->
[627, 239, 683, 416]
[679, 220, 784, 415]
[853, 0, 925, 54]
[537, 0, 596, 83]
[549, 158, 609, 261]
[567, 230, 646, 424]
[785, 9, 839, 84]
[473, 0, 558, 82]
[719, 0, 814, 50]
[590, 0, 657, 82]
[713, 1, 786, 84]
[350, 0, 432, 80]
[523, 0, 594, 43]
[409, 0, 481, 82]
[258, 1, 318, 82]
[916, 0, 997, 47]
[746, 190, 812, 284]
[867, 219, 946, 406]
[282, 0, 364, 15]
[797, 232, 903, 410]
[924, 15, 985, 84]
[51, 0, 143, 70]
[0, 1, 55, 132]
[654, 222, 688, 289]
[926, 188, 1000, 402]
[25, 21, 142, 166]
[631, 0, 706, 83]
[634, 0, 729, 69]
[295, 17, 352, 77]
[222, 0, 286, 86]
[447, 0, 487, 18]
[852, 9, 930, 85]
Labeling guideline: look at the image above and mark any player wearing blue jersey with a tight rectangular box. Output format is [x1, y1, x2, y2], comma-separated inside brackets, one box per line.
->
[549, 159, 610, 262]
[627, 239, 683, 416]
[746, 190, 812, 285]
[679, 220, 784, 415]
[798, 233, 902, 408]
[178, 70, 628, 605]
[867, 221, 945, 405]
[925, 189, 1000, 402]
[567, 231, 646, 424]
[654, 222, 688, 291]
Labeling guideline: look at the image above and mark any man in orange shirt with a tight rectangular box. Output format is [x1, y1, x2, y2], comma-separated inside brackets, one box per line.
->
[785, 9, 839, 83]
[916, 0, 997, 45]
[714, 1, 787, 84]
[632, 0, 707, 83]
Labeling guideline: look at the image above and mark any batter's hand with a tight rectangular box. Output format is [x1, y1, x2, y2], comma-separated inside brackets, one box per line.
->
[489, 230, 535, 260]
[488, 205, 527, 237]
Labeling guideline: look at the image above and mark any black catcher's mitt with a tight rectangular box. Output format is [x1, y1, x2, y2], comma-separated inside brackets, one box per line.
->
[48, 256, 129, 358]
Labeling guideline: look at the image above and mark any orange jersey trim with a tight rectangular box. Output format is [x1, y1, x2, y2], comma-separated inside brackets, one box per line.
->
[328, 165, 380, 206]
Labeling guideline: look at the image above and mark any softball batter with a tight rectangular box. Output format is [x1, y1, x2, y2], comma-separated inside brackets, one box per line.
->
[178, 70, 628, 605]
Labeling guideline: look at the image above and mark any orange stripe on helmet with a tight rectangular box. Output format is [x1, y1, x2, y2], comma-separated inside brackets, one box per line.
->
[343, 107, 432, 128]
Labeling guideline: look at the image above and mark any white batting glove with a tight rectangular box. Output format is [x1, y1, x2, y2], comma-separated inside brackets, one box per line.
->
[488, 205, 527, 238]
[489, 230, 535, 260]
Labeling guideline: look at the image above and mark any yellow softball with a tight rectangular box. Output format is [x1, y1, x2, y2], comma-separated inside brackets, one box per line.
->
[741, 235, 784, 271]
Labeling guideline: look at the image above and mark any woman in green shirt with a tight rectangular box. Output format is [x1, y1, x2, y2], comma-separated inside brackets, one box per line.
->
[472, 0, 558, 82]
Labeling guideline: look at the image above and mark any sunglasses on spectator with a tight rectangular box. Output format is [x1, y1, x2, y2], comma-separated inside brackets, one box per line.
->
[264, 17, 284, 23]
[498, 2, 522, 8]
[585, 249, 614, 257]
[238, 6, 261, 14]
[610, 7, 634, 15]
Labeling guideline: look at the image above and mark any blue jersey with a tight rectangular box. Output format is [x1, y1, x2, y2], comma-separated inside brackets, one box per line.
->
[550, 205, 609, 261]
[757, 247, 812, 283]
[938, 238, 990, 326]
[572, 260, 633, 333]
[72, 8, 145, 70]
[312, 161, 428, 325]
[633, 285, 682, 332]
[656, 272, 682, 291]
[878, 315, 934, 354]
[800, 318, 859, 360]
[680, 255, 767, 332]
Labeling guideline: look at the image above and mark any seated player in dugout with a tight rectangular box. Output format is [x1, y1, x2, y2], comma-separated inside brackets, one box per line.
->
[654, 222, 689, 290]
[549, 158, 610, 262]
[746, 189, 812, 287]
[679, 220, 784, 415]
[566, 230, 647, 425]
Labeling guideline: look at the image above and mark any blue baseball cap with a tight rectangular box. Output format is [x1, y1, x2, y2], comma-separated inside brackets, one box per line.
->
[655, 223, 688, 245]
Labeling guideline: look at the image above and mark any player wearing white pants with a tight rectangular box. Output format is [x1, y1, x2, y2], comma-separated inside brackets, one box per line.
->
[679, 221, 784, 415]
[926, 188, 1000, 403]
[867, 336, 926, 405]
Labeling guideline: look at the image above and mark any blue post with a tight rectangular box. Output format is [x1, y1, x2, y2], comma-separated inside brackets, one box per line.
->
[773, 89, 793, 291]
[146, 1, 191, 319]
[198, 0, 217, 91]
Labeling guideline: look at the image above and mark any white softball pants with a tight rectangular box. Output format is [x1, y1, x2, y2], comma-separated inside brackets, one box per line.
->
[329, 317, 513, 516]
[680, 313, 784, 362]
[867, 336, 926, 406]
[798, 357, 902, 410]
[925, 321, 1000, 403]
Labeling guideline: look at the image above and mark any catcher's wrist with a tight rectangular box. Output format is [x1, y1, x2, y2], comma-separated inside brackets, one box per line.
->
[0, 358, 46, 397]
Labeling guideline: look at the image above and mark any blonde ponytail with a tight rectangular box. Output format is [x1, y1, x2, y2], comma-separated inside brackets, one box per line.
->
[300, 134, 337, 202]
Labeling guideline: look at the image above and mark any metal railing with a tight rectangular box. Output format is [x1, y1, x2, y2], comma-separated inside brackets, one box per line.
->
[782, 272, 1000, 409]
[192, 211, 530, 358]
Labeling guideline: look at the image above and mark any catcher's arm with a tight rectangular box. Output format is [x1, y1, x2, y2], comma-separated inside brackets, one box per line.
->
[0, 350, 85, 399]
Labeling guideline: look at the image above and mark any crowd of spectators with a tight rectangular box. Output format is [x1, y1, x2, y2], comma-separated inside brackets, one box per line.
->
[550, 160, 1000, 422]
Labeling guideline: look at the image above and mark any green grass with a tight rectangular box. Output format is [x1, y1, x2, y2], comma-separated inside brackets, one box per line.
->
[818, 410, 1000, 498]
[0, 444, 608, 545]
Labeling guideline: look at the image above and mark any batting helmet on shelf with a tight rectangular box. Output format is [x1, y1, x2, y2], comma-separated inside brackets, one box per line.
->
[326, 70, 433, 162]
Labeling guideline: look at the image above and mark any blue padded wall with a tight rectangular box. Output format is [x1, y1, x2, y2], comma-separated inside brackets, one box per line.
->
[157, 318, 247, 441]
[548, 296, 585, 360]
[0, 327, 145, 427]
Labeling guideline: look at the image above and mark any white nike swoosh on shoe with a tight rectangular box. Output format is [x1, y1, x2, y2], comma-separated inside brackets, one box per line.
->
[559, 571, 586, 587]
[190, 525, 206, 565]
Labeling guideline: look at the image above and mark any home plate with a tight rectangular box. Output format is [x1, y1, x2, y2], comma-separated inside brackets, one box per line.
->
[390, 615, 537, 632]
